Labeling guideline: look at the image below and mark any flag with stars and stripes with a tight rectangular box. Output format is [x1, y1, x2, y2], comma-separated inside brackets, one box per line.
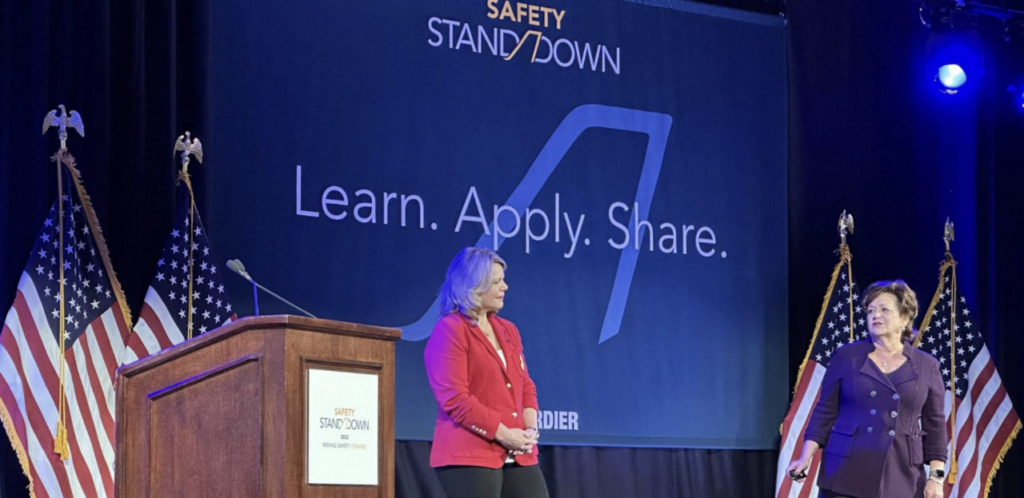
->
[776, 246, 868, 498]
[121, 175, 235, 365]
[913, 259, 1020, 498]
[0, 153, 132, 498]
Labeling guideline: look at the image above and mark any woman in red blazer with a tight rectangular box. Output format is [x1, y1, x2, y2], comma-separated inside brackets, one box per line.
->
[424, 247, 549, 498]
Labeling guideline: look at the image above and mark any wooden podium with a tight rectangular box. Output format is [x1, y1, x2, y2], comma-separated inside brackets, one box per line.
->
[115, 315, 400, 497]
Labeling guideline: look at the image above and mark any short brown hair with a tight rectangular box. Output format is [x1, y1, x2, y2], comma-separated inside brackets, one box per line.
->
[862, 280, 919, 343]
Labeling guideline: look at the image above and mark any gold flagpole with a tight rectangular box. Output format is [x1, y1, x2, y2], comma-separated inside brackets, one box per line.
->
[54, 153, 69, 460]
[42, 104, 84, 461]
[915, 219, 958, 484]
[944, 219, 958, 484]
[174, 132, 204, 339]
[838, 211, 856, 343]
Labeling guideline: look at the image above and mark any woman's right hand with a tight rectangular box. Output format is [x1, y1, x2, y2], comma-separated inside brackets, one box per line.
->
[786, 441, 821, 483]
[786, 456, 811, 483]
[495, 424, 537, 453]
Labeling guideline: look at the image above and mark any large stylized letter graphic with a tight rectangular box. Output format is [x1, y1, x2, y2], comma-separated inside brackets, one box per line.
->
[399, 104, 672, 343]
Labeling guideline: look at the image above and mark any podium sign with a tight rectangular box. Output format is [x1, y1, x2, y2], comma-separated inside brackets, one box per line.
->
[307, 369, 380, 485]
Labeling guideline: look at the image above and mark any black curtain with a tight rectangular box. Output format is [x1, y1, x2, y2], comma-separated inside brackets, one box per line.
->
[2, 0, 1023, 497]
[0, 0, 211, 495]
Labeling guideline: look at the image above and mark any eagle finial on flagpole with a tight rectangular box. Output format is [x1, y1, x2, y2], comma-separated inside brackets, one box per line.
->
[838, 210, 855, 246]
[943, 217, 955, 254]
[174, 131, 204, 175]
[173, 131, 204, 338]
[41, 104, 85, 152]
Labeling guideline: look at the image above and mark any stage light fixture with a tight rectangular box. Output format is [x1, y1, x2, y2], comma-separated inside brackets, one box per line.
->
[919, 1, 1024, 105]
[920, 0, 984, 31]
[936, 63, 968, 93]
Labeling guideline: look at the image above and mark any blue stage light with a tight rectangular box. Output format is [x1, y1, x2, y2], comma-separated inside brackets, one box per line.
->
[936, 64, 967, 93]
[924, 29, 983, 97]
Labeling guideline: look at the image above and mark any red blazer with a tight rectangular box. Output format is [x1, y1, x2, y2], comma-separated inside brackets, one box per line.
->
[424, 313, 540, 468]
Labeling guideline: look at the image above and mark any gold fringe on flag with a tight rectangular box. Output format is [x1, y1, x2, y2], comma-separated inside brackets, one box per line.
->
[912, 256, 956, 348]
[781, 212, 857, 437]
[791, 243, 853, 395]
[47, 150, 134, 462]
[792, 211, 856, 396]
[984, 420, 1021, 498]
[0, 395, 33, 496]
[51, 150, 133, 331]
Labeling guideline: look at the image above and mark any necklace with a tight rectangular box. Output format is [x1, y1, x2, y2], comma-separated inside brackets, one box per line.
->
[878, 349, 901, 371]
[476, 319, 498, 347]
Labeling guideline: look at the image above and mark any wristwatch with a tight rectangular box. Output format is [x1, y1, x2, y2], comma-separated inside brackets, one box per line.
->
[929, 469, 945, 481]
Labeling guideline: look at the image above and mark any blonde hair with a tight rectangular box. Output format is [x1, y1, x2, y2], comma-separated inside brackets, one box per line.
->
[862, 280, 919, 343]
[438, 247, 506, 318]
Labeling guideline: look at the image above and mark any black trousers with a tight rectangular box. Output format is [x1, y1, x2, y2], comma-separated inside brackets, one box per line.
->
[820, 492, 856, 498]
[436, 463, 549, 498]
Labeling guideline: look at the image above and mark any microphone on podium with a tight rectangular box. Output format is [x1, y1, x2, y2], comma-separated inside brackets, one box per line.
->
[226, 258, 317, 319]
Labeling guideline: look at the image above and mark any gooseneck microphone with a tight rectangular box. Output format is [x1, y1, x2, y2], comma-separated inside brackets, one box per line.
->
[226, 258, 317, 319]
[226, 259, 259, 316]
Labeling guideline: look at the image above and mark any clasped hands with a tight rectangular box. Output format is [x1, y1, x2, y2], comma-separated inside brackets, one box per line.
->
[496, 424, 540, 455]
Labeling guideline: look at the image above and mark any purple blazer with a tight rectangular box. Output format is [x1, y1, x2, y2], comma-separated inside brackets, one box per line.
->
[805, 341, 947, 498]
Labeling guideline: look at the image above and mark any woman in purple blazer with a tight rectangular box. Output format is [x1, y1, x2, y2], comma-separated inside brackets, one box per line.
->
[788, 280, 948, 498]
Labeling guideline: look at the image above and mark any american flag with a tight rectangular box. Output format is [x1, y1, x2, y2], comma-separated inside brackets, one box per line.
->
[914, 261, 1020, 498]
[776, 248, 868, 498]
[122, 177, 234, 365]
[0, 155, 131, 498]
